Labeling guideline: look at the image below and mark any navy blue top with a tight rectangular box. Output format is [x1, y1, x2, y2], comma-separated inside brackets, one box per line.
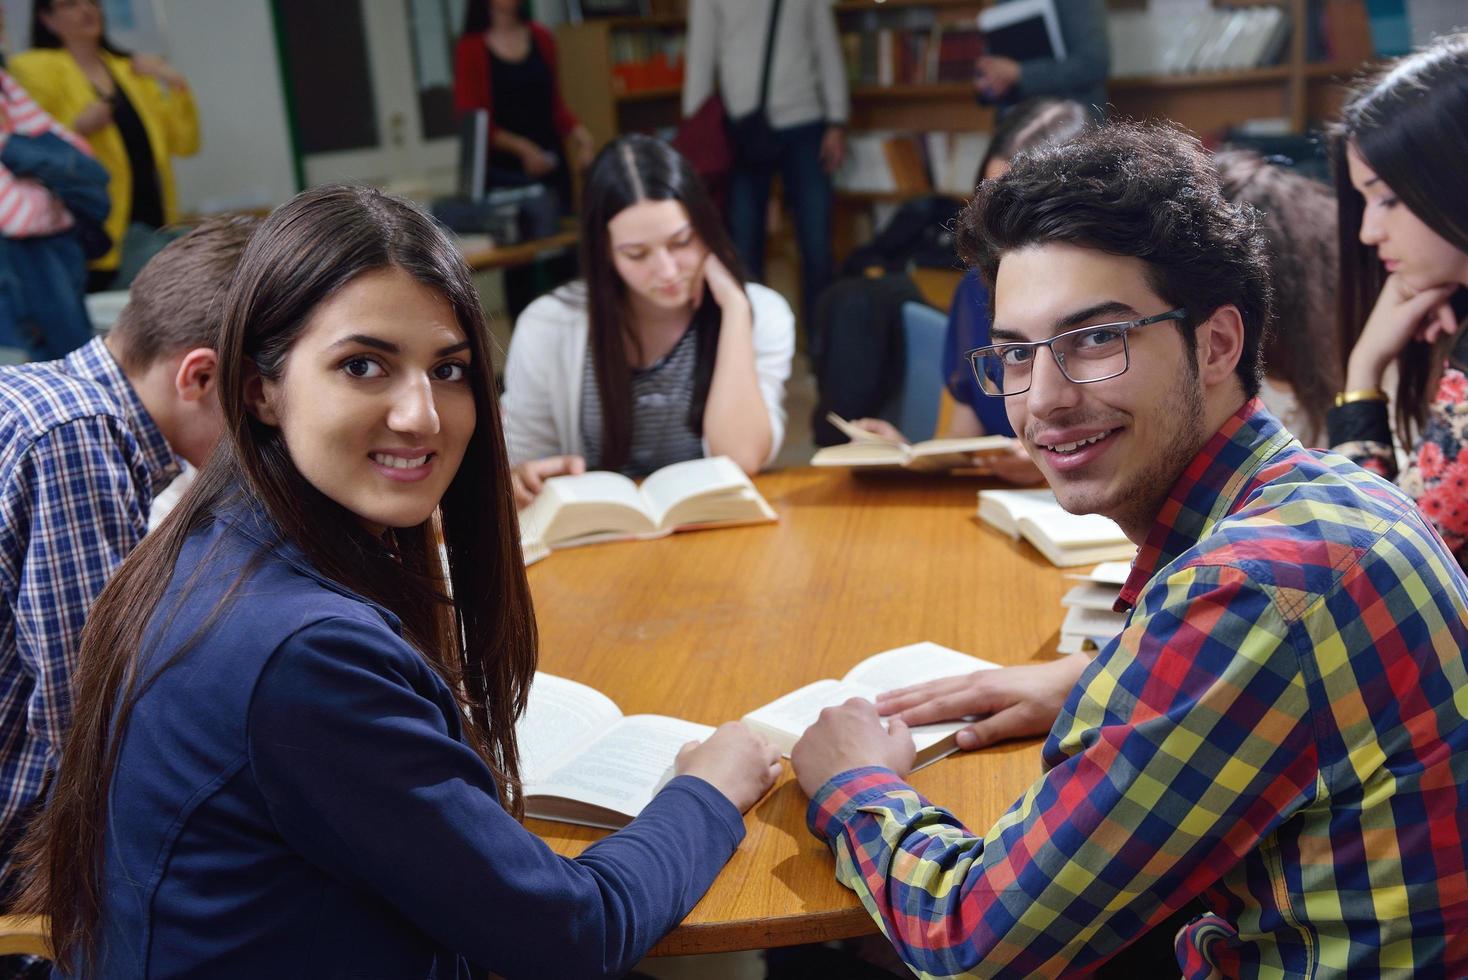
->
[82, 502, 744, 979]
[940, 271, 1015, 438]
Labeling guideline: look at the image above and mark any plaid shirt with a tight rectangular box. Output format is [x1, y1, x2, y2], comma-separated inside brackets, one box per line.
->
[0, 337, 176, 895]
[808, 400, 1468, 978]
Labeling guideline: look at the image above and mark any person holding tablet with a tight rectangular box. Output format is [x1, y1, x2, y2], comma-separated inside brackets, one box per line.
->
[14, 184, 781, 978]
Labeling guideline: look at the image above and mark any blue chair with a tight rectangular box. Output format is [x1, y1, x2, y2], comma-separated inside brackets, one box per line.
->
[878, 301, 948, 442]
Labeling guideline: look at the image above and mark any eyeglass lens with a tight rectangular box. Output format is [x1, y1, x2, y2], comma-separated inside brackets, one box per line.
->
[973, 324, 1130, 396]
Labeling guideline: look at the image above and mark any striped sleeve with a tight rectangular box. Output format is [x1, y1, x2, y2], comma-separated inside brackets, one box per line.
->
[807, 564, 1319, 978]
[0, 70, 82, 237]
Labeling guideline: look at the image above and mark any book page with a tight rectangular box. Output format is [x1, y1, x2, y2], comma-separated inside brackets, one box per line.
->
[1018, 511, 1128, 548]
[525, 714, 715, 818]
[841, 641, 999, 694]
[742, 679, 870, 753]
[825, 412, 903, 446]
[515, 672, 624, 785]
[640, 456, 750, 527]
[908, 436, 1013, 459]
[543, 471, 644, 508]
[977, 488, 1059, 537]
[810, 442, 908, 467]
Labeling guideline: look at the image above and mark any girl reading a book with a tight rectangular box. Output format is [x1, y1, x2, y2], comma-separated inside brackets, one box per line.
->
[1327, 34, 1468, 568]
[14, 184, 782, 977]
[502, 134, 795, 507]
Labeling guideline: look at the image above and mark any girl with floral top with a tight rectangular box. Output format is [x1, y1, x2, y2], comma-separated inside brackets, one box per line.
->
[1328, 34, 1468, 566]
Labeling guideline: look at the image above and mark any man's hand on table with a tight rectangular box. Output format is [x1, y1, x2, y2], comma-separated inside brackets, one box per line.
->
[792, 699, 916, 797]
[676, 722, 783, 813]
[875, 656, 1089, 751]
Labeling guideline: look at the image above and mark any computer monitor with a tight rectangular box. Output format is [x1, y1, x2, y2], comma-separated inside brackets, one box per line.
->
[457, 109, 490, 202]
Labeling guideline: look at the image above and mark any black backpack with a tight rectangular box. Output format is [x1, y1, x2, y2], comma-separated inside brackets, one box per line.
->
[810, 273, 923, 447]
[840, 195, 965, 278]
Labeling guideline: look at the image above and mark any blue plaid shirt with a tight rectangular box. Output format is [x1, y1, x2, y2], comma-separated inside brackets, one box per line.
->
[0, 337, 176, 894]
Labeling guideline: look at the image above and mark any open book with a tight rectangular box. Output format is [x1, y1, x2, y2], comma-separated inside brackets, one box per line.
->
[812, 413, 1012, 472]
[519, 455, 776, 551]
[517, 642, 997, 828]
[742, 642, 999, 770]
[517, 672, 716, 830]
[977, 488, 1137, 568]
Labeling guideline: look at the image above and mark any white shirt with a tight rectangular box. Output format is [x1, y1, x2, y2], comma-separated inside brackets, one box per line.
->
[501, 282, 795, 467]
[681, 0, 850, 130]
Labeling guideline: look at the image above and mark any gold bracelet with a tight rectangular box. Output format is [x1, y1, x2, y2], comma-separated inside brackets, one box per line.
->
[1334, 387, 1387, 407]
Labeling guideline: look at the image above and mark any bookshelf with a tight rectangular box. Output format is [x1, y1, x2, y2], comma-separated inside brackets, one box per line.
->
[552, 0, 1372, 300]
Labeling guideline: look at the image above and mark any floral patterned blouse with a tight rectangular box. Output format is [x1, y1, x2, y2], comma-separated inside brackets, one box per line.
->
[1328, 333, 1468, 568]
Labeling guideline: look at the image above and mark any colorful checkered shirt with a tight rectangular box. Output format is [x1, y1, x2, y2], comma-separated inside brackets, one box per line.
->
[0, 337, 176, 895]
[808, 399, 1468, 978]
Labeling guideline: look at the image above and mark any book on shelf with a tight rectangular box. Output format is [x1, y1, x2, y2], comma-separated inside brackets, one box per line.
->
[1107, 4, 1290, 78]
[740, 642, 1000, 768]
[518, 641, 996, 828]
[977, 0, 1067, 62]
[977, 488, 1137, 568]
[927, 131, 991, 196]
[518, 455, 776, 552]
[837, 131, 936, 194]
[812, 412, 1012, 472]
[842, 23, 984, 87]
[517, 672, 716, 829]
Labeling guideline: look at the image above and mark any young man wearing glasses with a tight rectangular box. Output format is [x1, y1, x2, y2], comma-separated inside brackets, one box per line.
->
[790, 122, 1468, 977]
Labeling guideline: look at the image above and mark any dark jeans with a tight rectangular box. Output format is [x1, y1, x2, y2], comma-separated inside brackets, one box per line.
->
[726, 120, 833, 340]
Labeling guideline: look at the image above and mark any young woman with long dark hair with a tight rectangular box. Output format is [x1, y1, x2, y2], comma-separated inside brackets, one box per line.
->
[502, 134, 795, 506]
[1327, 33, 1468, 566]
[12, 183, 780, 977]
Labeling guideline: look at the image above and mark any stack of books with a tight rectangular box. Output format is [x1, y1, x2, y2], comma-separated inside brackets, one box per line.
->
[1059, 562, 1131, 654]
[977, 488, 1137, 568]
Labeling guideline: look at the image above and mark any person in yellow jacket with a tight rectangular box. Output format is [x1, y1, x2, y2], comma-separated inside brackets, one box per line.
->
[11, 0, 199, 290]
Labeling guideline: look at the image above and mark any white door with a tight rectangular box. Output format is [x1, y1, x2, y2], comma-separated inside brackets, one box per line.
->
[297, 0, 460, 195]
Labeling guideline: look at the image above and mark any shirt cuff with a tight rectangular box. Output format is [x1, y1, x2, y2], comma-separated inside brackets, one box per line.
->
[1326, 398, 1391, 447]
[656, 774, 747, 850]
[805, 765, 924, 841]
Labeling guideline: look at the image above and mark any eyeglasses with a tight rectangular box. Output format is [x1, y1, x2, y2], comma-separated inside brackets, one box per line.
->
[967, 308, 1189, 397]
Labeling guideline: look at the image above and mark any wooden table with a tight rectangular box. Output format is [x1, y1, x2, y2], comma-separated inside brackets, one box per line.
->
[524, 468, 1072, 955]
[460, 228, 578, 272]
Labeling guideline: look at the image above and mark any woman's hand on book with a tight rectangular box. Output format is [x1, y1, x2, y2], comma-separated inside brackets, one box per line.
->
[1345, 275, 1457, 389]
[512, 455, 586, 509]
[973, 441, 1044, 485]
[791, 699, 916, 798]
[875, 656, 1089, 751]
[849, 418, 905, 444]
[675, 722, 782, 813]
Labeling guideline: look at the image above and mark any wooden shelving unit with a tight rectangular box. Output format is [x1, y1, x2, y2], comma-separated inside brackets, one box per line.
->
[553, 0, 1373, 299]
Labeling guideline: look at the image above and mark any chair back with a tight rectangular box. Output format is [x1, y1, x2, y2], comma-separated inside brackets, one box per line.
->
[881, 301, 948, 441]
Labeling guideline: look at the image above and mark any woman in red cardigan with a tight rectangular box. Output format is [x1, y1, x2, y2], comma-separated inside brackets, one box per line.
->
[453, 0, 593, 203]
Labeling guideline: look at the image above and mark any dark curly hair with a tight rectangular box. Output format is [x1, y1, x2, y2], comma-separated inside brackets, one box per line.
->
[1214, 148, 1341, 440]
[958, 120, 1274, 399]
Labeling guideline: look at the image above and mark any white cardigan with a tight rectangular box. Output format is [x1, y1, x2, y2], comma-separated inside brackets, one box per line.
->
[500, 282, 795, 468]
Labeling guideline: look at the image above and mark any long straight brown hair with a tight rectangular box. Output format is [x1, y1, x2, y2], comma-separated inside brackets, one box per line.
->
[13, 184, 539, 973]
[576, 134, 746, 472]
[1331, 34, 1468, 446]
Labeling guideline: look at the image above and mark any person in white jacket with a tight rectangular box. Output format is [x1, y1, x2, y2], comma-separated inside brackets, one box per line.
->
[502, 134, 794, 507]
